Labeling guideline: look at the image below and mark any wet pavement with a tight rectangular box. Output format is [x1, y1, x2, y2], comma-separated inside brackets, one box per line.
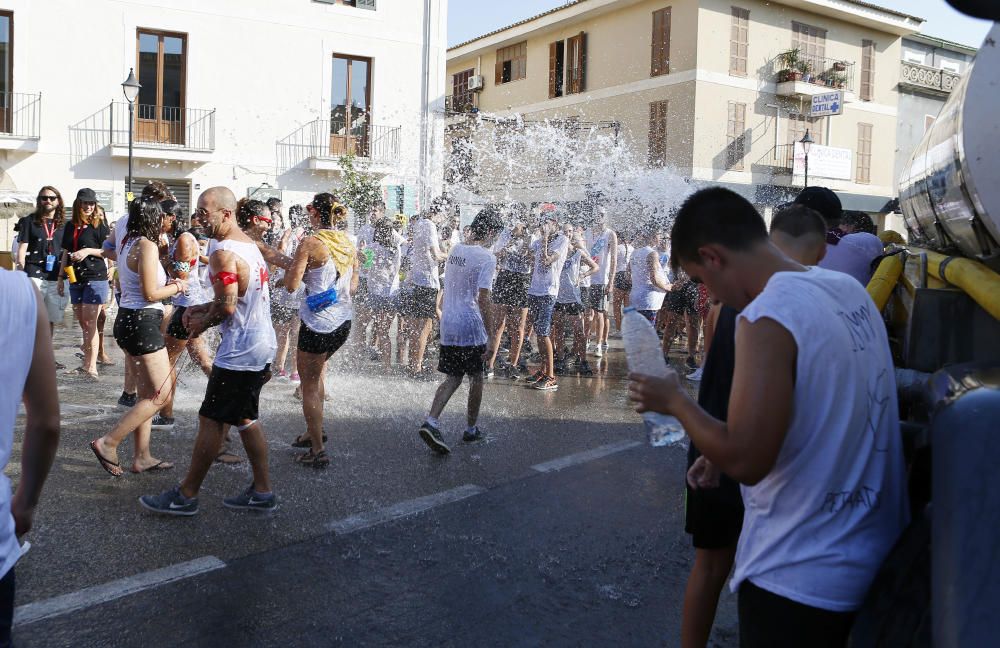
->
[11, 314, 736, 647]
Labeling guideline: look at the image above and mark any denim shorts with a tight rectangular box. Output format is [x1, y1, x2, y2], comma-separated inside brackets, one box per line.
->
[527, 294, 557, 337]
[69, 280, 110, 306]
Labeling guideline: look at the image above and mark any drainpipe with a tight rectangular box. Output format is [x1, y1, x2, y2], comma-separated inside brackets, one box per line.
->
[418, 0, 434, 209]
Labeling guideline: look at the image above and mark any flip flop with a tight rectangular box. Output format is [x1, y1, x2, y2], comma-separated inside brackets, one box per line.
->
[130, 461, 174, 474]
[89, 440, 122, 477]
[214, 450, 244, 465]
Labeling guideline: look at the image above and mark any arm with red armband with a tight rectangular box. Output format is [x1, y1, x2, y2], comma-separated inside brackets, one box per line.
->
[182, 248, 240, 338]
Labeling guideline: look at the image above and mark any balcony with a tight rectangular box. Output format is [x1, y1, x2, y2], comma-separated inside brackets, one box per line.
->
[109, 102, 215, 163]
[774, 52, 856, 102]
[0, 92, 42, 152]
[899, 61, 961, 95]
[277, 118, 401, 175]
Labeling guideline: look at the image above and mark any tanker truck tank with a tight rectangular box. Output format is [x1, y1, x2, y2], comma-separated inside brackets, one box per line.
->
[898, 24, 1000, 270]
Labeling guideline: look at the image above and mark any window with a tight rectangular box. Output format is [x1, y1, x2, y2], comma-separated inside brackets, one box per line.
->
[452, 68, 475, 111]
[860, 40, 875, 101]
[566, 32, 587, 95]
[495, 42, 527, 84]
[651, 8, 671, 77]
[730, 7, 749, 77]
[903, 50, 925, 64]
[787, 113, 824, 146]
[856, 123, 872, 183]
[792, 21, 826, 73]
[548, 41, 565, 98]
[939, 59, 960, 73]
[331, 54, 371, 156]
[726, 102, 747, 170]
[648, 100, 668, 167]
[136, 29, 186, 145]
[0, 11, 12, 133]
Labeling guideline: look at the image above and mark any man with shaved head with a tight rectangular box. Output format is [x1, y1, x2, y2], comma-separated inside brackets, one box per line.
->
[141, 186, 279, 516]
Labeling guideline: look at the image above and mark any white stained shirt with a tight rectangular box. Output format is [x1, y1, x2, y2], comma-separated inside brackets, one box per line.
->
[629, 246, 666, 311]
[585, 228, 614, 285]
[557, 250, 584, 304]
[209, 238, 277, 371]
[367, 241, 402, 298]
[0, 270, 35, 580]
[528, 234, 570, 297]
[440, 244, 497, 347]
[407, 218, 441, 290]
[731, 266, 909, 612]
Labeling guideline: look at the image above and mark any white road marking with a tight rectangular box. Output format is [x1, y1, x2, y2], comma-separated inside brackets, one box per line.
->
[530, 440, 643, 473]
[327, 484, 487, 535]
[13, 556, 226, 627]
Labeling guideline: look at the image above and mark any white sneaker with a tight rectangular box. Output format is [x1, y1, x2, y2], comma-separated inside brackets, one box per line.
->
[686, 367, 703, 381]
[594, 345, 603, 358]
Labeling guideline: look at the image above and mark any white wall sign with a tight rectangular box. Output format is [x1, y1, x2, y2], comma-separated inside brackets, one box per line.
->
[793, 142, 853, 181]
[811, 91, 844, 117]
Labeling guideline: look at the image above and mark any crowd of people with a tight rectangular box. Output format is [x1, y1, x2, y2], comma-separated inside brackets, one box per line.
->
[2, 177, 904, 646]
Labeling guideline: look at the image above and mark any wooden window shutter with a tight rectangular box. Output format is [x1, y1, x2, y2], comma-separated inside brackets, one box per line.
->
[577, 32, 587, 93]
[495, 55, 503, 85]
[651, 8, 671, 77]
[548, 42, 558, 98]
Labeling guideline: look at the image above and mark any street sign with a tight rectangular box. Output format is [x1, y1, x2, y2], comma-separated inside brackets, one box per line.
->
[811, 91, 844, 117]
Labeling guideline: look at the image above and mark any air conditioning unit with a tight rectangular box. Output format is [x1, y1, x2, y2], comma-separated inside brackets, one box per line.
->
[468, 75, 485, 92]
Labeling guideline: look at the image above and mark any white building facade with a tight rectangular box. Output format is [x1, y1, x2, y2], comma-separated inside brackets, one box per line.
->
[0, 0, 447, 252]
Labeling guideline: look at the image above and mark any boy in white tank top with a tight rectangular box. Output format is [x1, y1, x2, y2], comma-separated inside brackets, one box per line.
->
[629, 188, 908, 646]
[141, 187, 278, 516]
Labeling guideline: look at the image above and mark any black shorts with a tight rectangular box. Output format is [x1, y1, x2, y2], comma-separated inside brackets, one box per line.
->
[582, 284, 608, 312]
[613, 271, 632, 292]
[738, 580, 855, 648]
[113, 307, 165, 356]
[665, 281, 700, 316]
[403, 286, 438, 319]
[199, 364, 271, 426]
[165, 305, 191, 340]
[298, 319, 352, 356]
[685, 443, 744, 549]
[492, 270, 530, 309]
[554, 301, 584, 315]
[271, 302, 299, 324]
[438, 344, 486, 377]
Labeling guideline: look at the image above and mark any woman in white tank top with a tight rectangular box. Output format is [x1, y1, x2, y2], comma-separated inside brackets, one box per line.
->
[281, 193, 358, 468]
[91, 199, 188, 476]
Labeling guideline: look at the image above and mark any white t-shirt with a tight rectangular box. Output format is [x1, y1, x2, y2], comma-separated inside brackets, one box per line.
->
[407, 218, 441, 290]
[440, 243, 497, 347]
[820, 233, 884, 286]
[494, 230, 532, 274]
[731, 266, 909, 612]
[528, 234, 570, 297]
[557, 250, 584, 304]
[367, 241, 402, 298]
[629, 246, 666, 311]
[586, 228, 614, 285]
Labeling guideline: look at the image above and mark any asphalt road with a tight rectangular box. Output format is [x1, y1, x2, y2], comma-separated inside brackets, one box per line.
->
[9, 318, 737, 647]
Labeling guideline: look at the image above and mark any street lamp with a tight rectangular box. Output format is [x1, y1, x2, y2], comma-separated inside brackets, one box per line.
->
[121, 68, 142, 200]
[800, 129, 814, 188]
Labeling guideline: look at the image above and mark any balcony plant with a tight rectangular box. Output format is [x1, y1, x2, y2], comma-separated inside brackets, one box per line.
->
[832, 72, 847, 89]
[796, 59, 814, 83]
[777, 48, 802, 81]
[833, 60, 847, 72]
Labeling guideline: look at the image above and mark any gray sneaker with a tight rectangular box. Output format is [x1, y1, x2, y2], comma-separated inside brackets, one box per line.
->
[223, 484, 278, 512]
[139, 486, 199, 517]
[419, 422, 451, 455]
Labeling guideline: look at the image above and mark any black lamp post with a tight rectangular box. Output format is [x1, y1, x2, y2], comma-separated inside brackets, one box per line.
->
[800, 129, 814, 188]
[121, 68, 142, 200]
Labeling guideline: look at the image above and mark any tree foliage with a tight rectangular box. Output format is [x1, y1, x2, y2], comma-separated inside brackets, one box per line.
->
[337, 153, 382, 226]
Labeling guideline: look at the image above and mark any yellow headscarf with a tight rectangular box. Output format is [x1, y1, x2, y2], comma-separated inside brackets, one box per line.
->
[313, 229, 357, 278]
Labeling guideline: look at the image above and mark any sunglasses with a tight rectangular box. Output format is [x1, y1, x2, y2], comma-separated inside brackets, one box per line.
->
[256, 215, 273, 224]
[38, 195, 59, 201]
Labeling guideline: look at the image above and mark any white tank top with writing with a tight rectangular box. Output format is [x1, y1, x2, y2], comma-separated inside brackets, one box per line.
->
[209, 238, 277, 371]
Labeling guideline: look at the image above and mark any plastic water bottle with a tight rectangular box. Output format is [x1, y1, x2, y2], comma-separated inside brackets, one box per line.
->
[622, 307, 686, 447]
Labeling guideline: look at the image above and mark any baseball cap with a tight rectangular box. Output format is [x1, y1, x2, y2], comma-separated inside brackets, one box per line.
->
[76, 188, 98, 203]
[793, 186, 842, 226]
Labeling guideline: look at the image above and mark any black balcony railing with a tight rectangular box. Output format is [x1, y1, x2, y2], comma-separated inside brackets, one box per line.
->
[771, 144, 794, 171]
[774, 51, 856, 93]
[290, 118, 401, 162]
[0, 92, 42, 138]
[109, 102, 215, 150]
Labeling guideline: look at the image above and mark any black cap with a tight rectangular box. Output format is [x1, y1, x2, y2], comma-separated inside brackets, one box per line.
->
[470, 205, 504, 239]
[76, 188, 98, 203]
[794, 186, 842, 226]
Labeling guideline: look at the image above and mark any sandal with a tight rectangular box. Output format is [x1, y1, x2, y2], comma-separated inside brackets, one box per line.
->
[295, 449, 330, 469]
[291, 433, 328, 448]
[89, 440, 123, 477]
[67, 366, 99, 382]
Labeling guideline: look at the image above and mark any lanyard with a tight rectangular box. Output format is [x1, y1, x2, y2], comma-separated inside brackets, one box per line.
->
[73, 225, 86, 252]
[42, 220, 56, 256]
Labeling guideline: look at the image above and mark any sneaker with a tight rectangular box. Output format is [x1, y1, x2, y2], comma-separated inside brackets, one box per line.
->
[579, 360, 594, 376]
[485, 367, 495, 379]
[117, 392, 138, 408]
[289, 372, 301, 385]
[418, 422, 451, 455]
[685, 355, 698, 370]
[533, 375, 558, 391]
[273, 369, 289, 381]
[139, 486, 199, 517]
[462, 426, 484, 443]
[594, 345, 604, 358]
[151, 415, 175, 431]
[522, 370, 545, 385]
[687, 367, 704, 382]
[223, 484, 278, 511]
[602, 342, 610, 352]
